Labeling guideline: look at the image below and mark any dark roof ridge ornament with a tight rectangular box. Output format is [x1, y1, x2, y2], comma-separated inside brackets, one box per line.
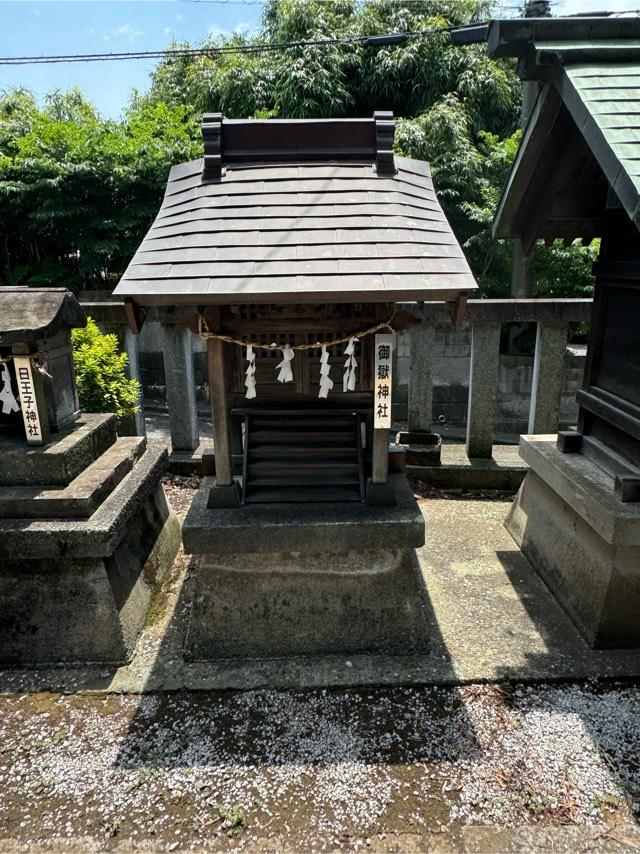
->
[374, 110, 396, 176]
[202, 112, 223, 182]
[200, 111, 396, 182]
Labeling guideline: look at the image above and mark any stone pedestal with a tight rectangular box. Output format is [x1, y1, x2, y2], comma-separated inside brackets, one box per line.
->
[183, 473, 427, 660]
[0, 415, 181, 665]
[506, 435, 640, 649]
[185, 548, 429, 660]
[396, 431, 442, 466]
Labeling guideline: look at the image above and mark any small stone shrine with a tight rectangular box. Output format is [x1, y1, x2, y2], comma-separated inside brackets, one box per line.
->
[0, 287, 180, 665]
[488, 17, 640, 647]
[115, 113, 476, 660]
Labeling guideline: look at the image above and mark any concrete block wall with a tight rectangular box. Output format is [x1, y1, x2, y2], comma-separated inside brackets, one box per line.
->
[394, 321, 585, 438]
[133, 319, 585, 440]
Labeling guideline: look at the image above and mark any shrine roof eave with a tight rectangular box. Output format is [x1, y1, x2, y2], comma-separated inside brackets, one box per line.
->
[114, 154, 477, 308]
[0, 287, 87, 348]
[113, 281, 474, 308]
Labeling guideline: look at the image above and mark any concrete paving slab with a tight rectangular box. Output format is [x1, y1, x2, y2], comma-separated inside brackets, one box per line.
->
[2, 490, 640, 693]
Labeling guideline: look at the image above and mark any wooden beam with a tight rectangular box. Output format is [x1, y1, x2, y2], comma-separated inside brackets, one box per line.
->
[371, 429, 389, 484]
[207, 336, 234, 486]
[123, 298, 147, 335]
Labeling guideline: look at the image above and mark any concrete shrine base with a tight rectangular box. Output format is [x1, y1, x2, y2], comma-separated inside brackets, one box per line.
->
[182, 472, 428, 661]
[506, 435, 640, 649]
[0, 421, 181, 666]
[184, 548, 430, 661]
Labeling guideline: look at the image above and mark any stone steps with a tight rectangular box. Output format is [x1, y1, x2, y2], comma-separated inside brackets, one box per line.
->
[0, 413, 117, 486]
[0, 436, 146, 519]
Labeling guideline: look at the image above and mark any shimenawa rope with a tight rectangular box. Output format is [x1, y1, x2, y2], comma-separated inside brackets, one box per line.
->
[197, 312, 396, 350]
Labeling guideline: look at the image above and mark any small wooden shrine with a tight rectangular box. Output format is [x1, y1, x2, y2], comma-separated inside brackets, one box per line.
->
[0, 287, 86, 444]
[115, 113, 476, 514]
[488, 16, 640, 647]
[0, 287, 180, 665]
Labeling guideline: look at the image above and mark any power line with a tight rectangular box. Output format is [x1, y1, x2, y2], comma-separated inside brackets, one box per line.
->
[0, 27, 456, 66]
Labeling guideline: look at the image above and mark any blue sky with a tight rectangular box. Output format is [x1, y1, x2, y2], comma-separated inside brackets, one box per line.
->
[0, 1, 264, 117]
[1, 0, 640, 119]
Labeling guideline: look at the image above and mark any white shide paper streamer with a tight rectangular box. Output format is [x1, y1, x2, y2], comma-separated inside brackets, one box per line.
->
[276, 344, 295, 383]
[244, 344, 257, 399]
[0, 362, 19, 415]
[343, 337, 358, 392]
[318, 344, 333, 399]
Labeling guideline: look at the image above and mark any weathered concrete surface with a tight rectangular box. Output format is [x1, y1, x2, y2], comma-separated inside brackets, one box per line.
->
[517, 434, 640, 545]
[0, 436, 145, 518]
[0, 440, 172, 559]
[0, 481, 181, 665]
[161, 324, 199, 453]
[462, 825, 640, 853]
[466, 320, 501, 459]
[0, 413, 116, 486]
[409, 443, 528, 491]
[507, 438, 640, 649]
[185, 548, 430, 660]
[183, 473, 425, 554]
[4, 487, 640, 691]
[528, 321, 568, 434]
[0, 432, 181, 665]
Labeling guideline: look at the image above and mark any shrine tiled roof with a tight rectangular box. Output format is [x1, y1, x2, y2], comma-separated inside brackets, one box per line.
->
[488, 17, 640, 242]
[114, 116, 477, 306]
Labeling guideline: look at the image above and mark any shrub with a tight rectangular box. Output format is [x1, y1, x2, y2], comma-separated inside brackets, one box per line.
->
[71, 317, 140, 420]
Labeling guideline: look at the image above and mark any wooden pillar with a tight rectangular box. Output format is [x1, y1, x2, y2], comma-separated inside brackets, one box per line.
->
[366, 320, 395, 506]
[207, 336, 240, 507]
[372, 428, 389, 484]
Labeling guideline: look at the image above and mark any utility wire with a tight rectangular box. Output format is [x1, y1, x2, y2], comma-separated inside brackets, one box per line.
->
[0, 27, 456, 65]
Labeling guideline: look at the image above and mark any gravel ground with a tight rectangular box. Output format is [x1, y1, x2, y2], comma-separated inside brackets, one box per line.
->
[1, 682, 639, 850]
[1, 477, 639, 851]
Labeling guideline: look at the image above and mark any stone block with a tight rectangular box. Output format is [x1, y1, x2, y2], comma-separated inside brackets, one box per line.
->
[0, 413, 116, 487]
[0, 437, 146, 519]
[0, 440, 180, 664]
[184, 547, 430, 660]
[396, 431, 442, 466]
[506, 436, 640, 648]
[183, 473, 425, 555]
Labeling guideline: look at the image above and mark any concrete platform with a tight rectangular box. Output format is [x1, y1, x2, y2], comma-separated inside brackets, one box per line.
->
[0, 440, 174, 559]
[507, 435, 640, 648]
[0, 413, 116, 486]
[182, 472, 425, 554]
[408, 443, 528, 491]
[3, 488, 640, 692]
[0, 436, 145, 518]
[185, 548, 430, 660]
[0, 440, 181, 665]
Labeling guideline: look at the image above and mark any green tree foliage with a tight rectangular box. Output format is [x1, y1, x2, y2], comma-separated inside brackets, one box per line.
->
[71, 317, 140, 419]
[0, 0, 596, 297]
[0, 88, 200, 291]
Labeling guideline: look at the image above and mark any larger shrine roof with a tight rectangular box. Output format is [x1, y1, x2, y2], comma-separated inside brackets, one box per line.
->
[488, 17, 640, 244]
[114, 115, 476, 306]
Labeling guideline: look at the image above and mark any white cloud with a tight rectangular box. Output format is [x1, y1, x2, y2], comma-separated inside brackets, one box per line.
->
[115, 23, 146, 39]
[175, 13, 184, 23]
